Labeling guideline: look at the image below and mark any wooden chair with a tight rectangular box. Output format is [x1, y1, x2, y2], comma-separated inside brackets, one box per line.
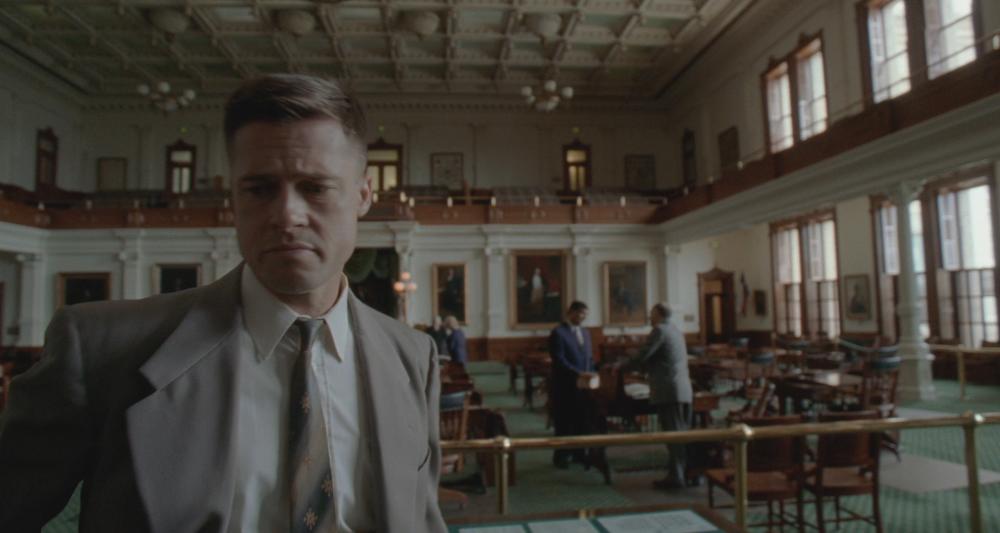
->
[706, 414, 806, 531]
[727, 381, 776, 423]
[803, 410, 883, 533]
[438, 390, 471, 509]
[861, 356, 902, 460]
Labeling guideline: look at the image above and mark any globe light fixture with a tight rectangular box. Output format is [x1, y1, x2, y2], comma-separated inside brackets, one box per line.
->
[521, 79, 573, 112]
[137, 82, 196, 113]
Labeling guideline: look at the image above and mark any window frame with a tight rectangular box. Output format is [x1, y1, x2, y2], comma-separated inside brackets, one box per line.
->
[165, 139, 197, 195]
[760, 32, 830, 154]
[563, 138, 592, 193]
[366, 137, 404, 194]
[770, 209, 842, 339]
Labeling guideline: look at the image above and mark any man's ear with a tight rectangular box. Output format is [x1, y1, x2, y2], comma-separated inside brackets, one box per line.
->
[357, 172, 372, 218]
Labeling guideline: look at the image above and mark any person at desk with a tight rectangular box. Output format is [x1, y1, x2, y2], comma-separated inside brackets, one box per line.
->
[623, 303, 693, 489]
[548, 301, 594, 468]
[444, 315, 468, 367]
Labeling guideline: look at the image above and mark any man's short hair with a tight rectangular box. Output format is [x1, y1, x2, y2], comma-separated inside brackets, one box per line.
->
[652, 303, 671, 319]
[223, 74, 367, 154]
[568, 301, 588, 313]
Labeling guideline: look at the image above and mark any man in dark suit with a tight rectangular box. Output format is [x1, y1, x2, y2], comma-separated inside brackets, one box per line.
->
[548, 300, 594, 468]
[0, 75, 447, 532]
[444, 315, 468, 367]
[624, 303, 693, 489]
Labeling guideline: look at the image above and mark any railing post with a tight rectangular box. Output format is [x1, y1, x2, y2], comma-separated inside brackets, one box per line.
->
[494, 436, 511, 515]
[734, 424, 753, 530]
[957, 350, 966, 400]
[963, 412, 984, 533]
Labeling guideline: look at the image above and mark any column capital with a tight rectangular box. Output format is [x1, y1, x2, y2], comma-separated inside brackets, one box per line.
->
[15, 253, 41, 264]
[571, 245, 590, 257]
[484, 246, 508, 258]
[889, 178, 926, 204]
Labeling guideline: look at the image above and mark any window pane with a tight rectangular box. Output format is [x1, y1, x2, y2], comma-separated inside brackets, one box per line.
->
[566, 149, 588, 164]
[797, 45, 827, 139]
[170, 150, 193, 164]
[925, 0, 976, 78]
[367, 149, 399, 162]
[938, 192, 960, 270]
[365, 165, 380, 191]
[870, 0, 911, 103]
[958, 185, 995, 269]
[382, 165, 398, 191]
[766, 64, 794, 152]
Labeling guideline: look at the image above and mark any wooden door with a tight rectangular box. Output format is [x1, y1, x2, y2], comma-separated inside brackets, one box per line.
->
[699, 268, 736, 344]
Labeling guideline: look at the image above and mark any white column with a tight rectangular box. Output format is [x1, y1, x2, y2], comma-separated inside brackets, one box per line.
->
[483, 246, 508, 337]
[16, 253, 46, 346]
[892, 180, 936, 401]
[115, 229, 144, 299]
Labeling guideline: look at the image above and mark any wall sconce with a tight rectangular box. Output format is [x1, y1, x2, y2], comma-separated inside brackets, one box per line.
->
[393, 271, 418, 324]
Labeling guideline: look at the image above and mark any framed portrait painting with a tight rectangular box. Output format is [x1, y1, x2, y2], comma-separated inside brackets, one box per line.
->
[510, 251, 569, 329]
[154, 264, 202, 294]
[57, 272, 111, 308]
[844, 274, 872, 320]
[432, 263, 468, 323]
[603, 261, 647, 326]
[430, 152, 463, 190]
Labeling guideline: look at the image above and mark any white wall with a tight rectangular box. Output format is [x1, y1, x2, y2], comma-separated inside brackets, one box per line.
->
[836, 196, 879, 333]
[0, 53, 84, 192]
[0, 253, 18, 346]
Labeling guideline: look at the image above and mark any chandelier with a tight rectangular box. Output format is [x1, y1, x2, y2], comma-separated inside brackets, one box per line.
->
[137, 82, 196, 113]
[521, 80, 573, 112]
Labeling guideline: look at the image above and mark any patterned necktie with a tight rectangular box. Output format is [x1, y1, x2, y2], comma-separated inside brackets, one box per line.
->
[289, 318, 335, 532]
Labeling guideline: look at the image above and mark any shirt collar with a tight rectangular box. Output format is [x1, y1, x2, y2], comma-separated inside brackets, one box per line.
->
[241, 267, 351, 362]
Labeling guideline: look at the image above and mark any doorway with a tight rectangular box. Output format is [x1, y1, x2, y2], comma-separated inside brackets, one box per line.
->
[698, 268, 736, 344]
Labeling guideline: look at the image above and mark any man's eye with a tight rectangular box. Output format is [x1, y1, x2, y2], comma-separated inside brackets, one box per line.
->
[242, 184, 275, 196]
[301, 182, 330, 194]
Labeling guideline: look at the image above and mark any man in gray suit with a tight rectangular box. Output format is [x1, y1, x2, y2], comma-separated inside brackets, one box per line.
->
[623, 303, 693, 489]
[0, 75, 447, 532]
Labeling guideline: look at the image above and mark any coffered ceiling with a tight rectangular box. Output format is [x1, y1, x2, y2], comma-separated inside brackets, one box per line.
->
[0, 0, 754, 105]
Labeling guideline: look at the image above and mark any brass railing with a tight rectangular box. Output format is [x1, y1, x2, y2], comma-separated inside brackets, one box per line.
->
[442, 411, 1000, 532]
[929, 344, 1000, 400]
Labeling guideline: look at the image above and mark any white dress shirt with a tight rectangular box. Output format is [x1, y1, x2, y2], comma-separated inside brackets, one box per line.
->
[228, 268, 374, 532]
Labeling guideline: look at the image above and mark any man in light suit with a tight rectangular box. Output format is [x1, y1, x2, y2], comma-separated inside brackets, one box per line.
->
[0, 75, 447, 532]
[624, 303, 693, 489]
[548, 301, 594, 468]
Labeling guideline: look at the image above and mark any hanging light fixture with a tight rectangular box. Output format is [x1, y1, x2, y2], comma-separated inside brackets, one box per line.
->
[137, 81, 196, 113]
[521, 79, 573, 112]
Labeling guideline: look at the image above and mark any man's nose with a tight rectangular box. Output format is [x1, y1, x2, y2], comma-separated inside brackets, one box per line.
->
[269, 184, 308, 227]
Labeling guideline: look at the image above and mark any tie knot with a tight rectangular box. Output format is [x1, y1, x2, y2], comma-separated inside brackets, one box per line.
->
[295, 318, 324, 354]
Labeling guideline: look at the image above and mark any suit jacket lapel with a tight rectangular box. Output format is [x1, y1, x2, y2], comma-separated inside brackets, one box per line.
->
[126, 266, 244, 533]
[349, 294, 421, 532]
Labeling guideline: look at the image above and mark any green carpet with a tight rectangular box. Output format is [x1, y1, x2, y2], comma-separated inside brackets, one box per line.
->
[41, 365, 1000, 532]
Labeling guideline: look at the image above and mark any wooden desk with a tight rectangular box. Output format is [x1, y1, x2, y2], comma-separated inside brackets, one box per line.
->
[446, 502, 740, 532]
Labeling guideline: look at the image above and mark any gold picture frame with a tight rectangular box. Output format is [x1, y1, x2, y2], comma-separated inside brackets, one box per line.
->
[509, 250, 569, 329]
[603, 261, 648, 326]
[153, 263, 203, 294]
[57, 272, 111, 308]
[432, 263, 469, 324]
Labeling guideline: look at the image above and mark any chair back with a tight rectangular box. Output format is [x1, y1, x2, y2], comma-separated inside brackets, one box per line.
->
[440, 391, 471, 473]
[816, 411, 881, 469]
[862, 356, 901, 413]
[743, 414, 804, 473]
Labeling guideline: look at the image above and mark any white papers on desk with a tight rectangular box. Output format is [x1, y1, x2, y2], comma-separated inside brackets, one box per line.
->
[527, 519, 600, 532]
[597, 510, 717, 533]
[459, 526, 526, 533]
[623, 382, 650, 399]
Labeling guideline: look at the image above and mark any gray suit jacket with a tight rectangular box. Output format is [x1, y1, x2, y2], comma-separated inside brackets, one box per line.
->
[0, 265, 447, 533]
[625, 322, 693, 405]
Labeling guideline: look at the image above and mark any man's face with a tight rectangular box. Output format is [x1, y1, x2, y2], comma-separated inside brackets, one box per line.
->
[568, 308, 588, 326]
[650, 307, 665, 324]
[230, 118, 371, 298]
